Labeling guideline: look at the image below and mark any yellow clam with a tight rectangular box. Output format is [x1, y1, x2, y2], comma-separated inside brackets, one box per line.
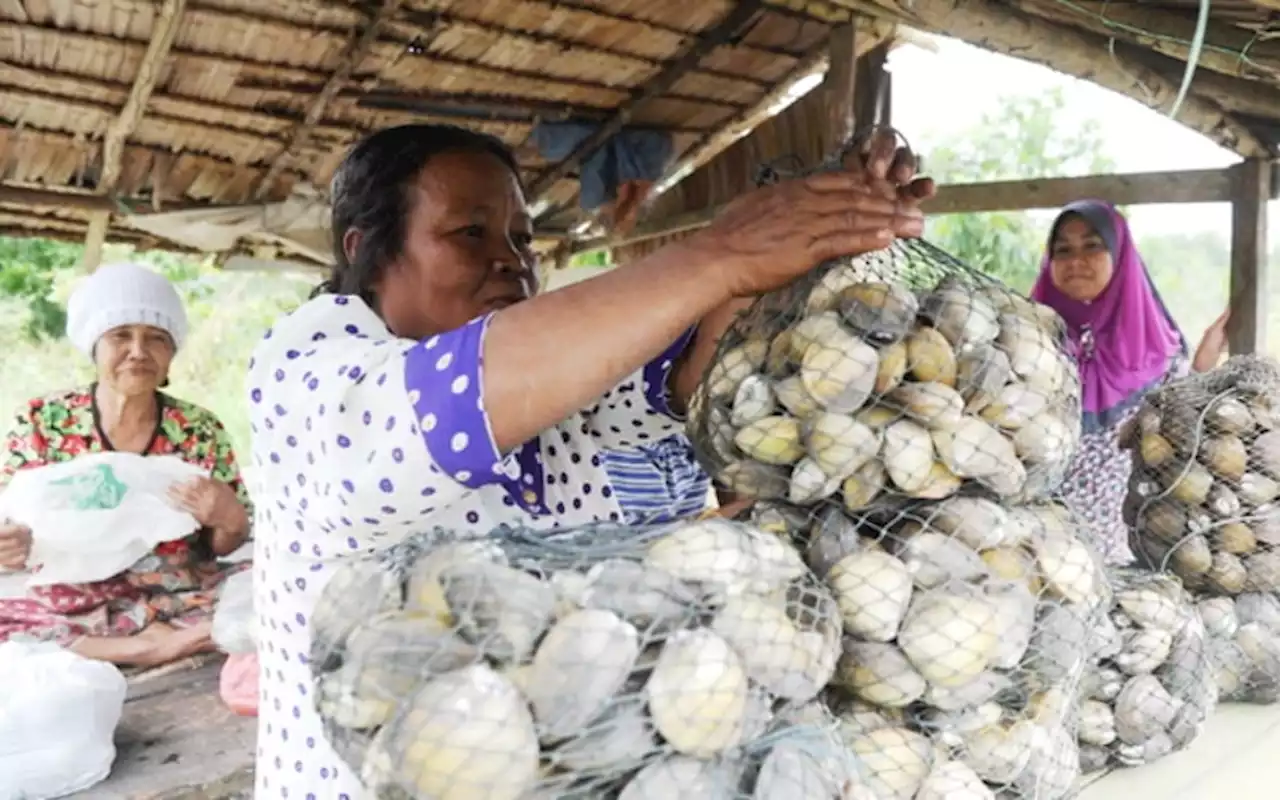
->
[647, 629, 751, 758]
[1012, 412, 1076, 465]
[837, 640, 927, 708]
[881, 419, 936, 494]
[906, 326, 958, 386]
[956, 345, 1012, 411]
[1139, 432, 1176, 467]
[997, 313, 1064, 391]
[786, 311, 846, 360]
[789, 457, 841, 505]
[837, 281, 920, 343]
[848, 727, 934, 800]
[898, 592, 1000, 687]
[1208, 396, 1255, 436]
[891, 382, 965, 430]
[827, 549, 914, 642]
[1030, 528, 1100, 605]
[774, 375, 821, 419]
[922, 285, 1001, 352]
[734, 415, 804, 466]
[909, 461, 964, 500]
[875, 340, 909, 394]
[978, 382, 1049, 430]
[806, 262, 871, 314]
[855, 405, 901, 431]
[800, 328, 880, 413]
[705, 339, 767, 400]
[932, 416, 1020, 480]
[1166, 463, 1214, 506]
[1201, 434, 1248, 482]
[805, 413, 880, 479]
[842, 459, 887, 511]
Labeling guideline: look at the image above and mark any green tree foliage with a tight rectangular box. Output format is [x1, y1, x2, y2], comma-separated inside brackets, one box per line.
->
[920, 87, 1116, 292]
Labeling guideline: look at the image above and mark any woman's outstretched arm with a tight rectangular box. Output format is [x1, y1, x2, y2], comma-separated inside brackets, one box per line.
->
[482, 172, 921, 452]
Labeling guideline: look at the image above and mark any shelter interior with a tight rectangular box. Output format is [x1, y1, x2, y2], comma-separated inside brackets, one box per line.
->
[0, 0, 1277, 354]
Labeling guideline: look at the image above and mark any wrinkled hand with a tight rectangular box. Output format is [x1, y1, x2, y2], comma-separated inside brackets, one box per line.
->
[0, 520, 31, 571]
[687, 130, 935, 299]
[169, 477, 246, 533]
[1193, 308, 1231, 373]
[136, 621, 216, 667]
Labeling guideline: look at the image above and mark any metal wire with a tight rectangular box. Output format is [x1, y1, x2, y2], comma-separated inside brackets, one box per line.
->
[1168, 0, 1212, 121]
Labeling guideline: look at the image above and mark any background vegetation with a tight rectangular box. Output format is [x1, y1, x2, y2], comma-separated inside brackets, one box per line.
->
[0, 89, 1261, 457]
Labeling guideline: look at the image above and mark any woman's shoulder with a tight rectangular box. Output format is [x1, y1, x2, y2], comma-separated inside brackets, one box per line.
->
[159, 393, 229, 434]
[9, 386, 94, 422]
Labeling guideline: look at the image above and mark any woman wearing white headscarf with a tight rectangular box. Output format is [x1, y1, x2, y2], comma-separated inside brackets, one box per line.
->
[0, 262, 253, 666]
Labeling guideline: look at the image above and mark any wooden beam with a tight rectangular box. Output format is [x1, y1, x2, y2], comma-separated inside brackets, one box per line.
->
[526, 0, 767, 205]
[82, 0, 186, 272]
[0, 185, 122, 213]
[825, 22, 860, 146]
[853, 39, 891, 131]
[252, 0, 403, 202]
[570, 167, 1259, 253]
[1228, 158, 1271, 355]
[857, 0, 1271, 157]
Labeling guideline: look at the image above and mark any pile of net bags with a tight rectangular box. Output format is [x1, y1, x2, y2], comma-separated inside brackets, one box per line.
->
[1122, 354, 1280, 702]
[1075, 568, 1216, 772]
[313, 516, 971, 799]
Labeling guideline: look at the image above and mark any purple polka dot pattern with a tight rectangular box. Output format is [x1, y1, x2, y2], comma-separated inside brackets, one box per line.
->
[244, 294, 701, 797]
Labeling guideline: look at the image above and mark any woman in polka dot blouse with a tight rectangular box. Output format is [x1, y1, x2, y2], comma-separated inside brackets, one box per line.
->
[246, 123, 933, 798]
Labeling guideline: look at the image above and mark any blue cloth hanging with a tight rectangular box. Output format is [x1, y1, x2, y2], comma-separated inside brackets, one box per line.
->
[531, 122, 675, 211]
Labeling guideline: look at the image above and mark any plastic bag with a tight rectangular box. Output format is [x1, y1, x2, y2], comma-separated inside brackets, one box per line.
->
[748, 495, 1106, 800]
[1076, 569, 1217, 772]
[309, 517, 851, 798]
[0, 452, 206, 586]
[220, 653, 259, 717]
[212, 569, 256, 654]
[0, 640, 128, 799]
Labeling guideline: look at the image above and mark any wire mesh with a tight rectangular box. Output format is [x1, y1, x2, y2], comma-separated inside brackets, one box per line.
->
[1199, 593, 1280, 704]
[1075, 568, 1217, 772]
[309, 517, 878, 799]
[739, 494, 1106, 800]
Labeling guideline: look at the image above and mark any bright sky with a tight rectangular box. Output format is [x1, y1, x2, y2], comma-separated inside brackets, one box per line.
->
[888, 36, 1255, 237]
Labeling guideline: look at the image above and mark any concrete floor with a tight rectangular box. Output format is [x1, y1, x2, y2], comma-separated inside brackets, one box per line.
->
[1080, 702, 1280, 800]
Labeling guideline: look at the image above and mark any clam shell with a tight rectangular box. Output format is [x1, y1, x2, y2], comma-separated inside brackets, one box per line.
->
[774, 375, 821, 419]
[1206, 551, 1248, 594]
[925, 496, 1011, 550]
[1208, 396, 1255, 436]
[843, 459, 888, 511]
[788, 457, 841, 504]
[906, 326, 958, 385]
[875, 340, 909, 394]
[575, 559, 703, 630]
[1139, 432, 1176, 467]
[891, 381, 965, 430]
[837, 281, 920, 343]
[837, 639, 928, 707]
[1250, 429, 1280, 479]
[1140, 499, 1188, 544]
[909, 461, 963, 500]
[1207, 485, 1243, 518]
[706, 340, 767, 400]
[956, 345, 1013, 412]
[719, 460, 790, 500]
[787, 311, 846, 360]
[753, 732, 854, 799]
[958, 721, 1035, 785]
[916, 760, 995, 800]
[932, 416, 1021, 481]
[442, 562, 556, 663]
[551, 694, 659, 774]
[1235, 592, 1280, 633]
[645, 517, 805, 596]
[734, 415, 804, 466]
[986, 581, 1037, 669]
[1244, 550, 1280, 592]
[855, 405, 900, 430]
[1202, 434, 1248, 482]
[898, 592, 999, 687]
[827, 549, 913, 642]
[805, 413, 880, 479]
[1240, 472, 1280, 506]
[806, 262, 870, 315]
[406, 540, 508, 624]
[805, 505, 865, 576]
[895, 527, 989, 589]
[978, 381, 1049, 430]
[383, 665, 539, 800]
[1078, 699, 1117, 746]
[1013, 412, 1075, 465]
[712, 591, 839, 702]
[800, 328, 880, 413]
[1167, 463, 1214, 506]
[921, 676, 1010, 714]
[922, 286, 1000, 352]
[1114, 674, 1179, 744]
[729, 374, 777, 427]
[998, 313, 1064, 390]
[1031, 528, 1100, 605]
[525, 609, 639, 741]
[848, 727, 934, 800]
[618, 755, 742, 800]
[647, 628, 751, 757]
[1117, 588, 1185, 633]
[1198, 597, 1239, 639]
[881, 420, 935, 494]
[1115, 627, 1174, 675]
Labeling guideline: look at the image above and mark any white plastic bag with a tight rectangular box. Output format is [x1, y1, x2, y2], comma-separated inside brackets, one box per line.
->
[0, 452, 206, 587]
[211, 569, 257, 654]
[0, 640, 128, 799]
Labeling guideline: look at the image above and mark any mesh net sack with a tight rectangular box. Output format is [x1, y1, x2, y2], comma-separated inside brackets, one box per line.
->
[1198, 593, 1280, 704]
[741, 495, 1107, 799]
[309, 516, 866, 799]
[687, 151, 1081, 515]
[1075, 568, 1217, 772]
[1123, 354, 1280, 595]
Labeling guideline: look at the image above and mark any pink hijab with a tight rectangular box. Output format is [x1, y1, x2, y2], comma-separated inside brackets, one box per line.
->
[1030, 199, 1186, 430]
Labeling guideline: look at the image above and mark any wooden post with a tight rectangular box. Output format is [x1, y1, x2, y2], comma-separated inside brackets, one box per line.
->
[824, 22, 859, 148]
[854, 41, 891, 131]
[1227, 158, 1271, 355]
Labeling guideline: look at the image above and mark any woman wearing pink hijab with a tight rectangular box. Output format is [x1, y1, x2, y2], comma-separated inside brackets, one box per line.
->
[1031, 199, 1229, 563]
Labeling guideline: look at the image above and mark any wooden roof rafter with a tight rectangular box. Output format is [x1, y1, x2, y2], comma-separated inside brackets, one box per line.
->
[253, 0, 405, 201]
[81, 0, 187, 271]
[527, 0, 770, 207]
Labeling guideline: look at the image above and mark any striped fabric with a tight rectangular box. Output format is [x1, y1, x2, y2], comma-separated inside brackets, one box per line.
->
[600, 434, 712, 525]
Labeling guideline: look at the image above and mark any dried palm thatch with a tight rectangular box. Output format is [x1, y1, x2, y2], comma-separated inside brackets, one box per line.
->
[0, 0, 1277, 266]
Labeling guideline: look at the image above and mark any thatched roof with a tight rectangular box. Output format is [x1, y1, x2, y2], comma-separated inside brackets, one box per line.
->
[1, 0, 1278, 265]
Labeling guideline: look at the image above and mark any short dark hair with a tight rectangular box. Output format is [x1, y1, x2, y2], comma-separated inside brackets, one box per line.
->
[315, 124, 521, 305]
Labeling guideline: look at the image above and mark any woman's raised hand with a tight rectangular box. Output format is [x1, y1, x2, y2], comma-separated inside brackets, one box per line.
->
[686, 130, 935, 299]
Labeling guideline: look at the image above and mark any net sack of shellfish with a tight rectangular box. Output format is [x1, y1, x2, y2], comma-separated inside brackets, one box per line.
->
[688, 238, 1082, 516]
[1076, 569, 1216, 772]
[1122, 354, 1280, 596]
[1198, 593, 1280, 704]
[309, 515, 857, 799]
[748, 495, 1107, 800]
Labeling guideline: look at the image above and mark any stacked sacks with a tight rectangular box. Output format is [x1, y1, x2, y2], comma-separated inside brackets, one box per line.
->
[750, 497, 1107, 800]
[1123, 355, 1280, 702]
[686, 239, 1082, 515]
[1076, 570, 1216, 772]
[310, 517, 870, 799]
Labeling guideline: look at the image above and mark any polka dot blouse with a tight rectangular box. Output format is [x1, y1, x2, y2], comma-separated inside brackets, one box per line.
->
[246, 294, 694, 798]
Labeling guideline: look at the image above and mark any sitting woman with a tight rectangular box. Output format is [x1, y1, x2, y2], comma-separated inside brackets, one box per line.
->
[1031, 199, 1229, 564]
[246, 122, 930, 796]
[0, 262, 253, 667]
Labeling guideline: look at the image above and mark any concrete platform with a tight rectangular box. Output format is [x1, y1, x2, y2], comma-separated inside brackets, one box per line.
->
[1080, 702, 1280, 800]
